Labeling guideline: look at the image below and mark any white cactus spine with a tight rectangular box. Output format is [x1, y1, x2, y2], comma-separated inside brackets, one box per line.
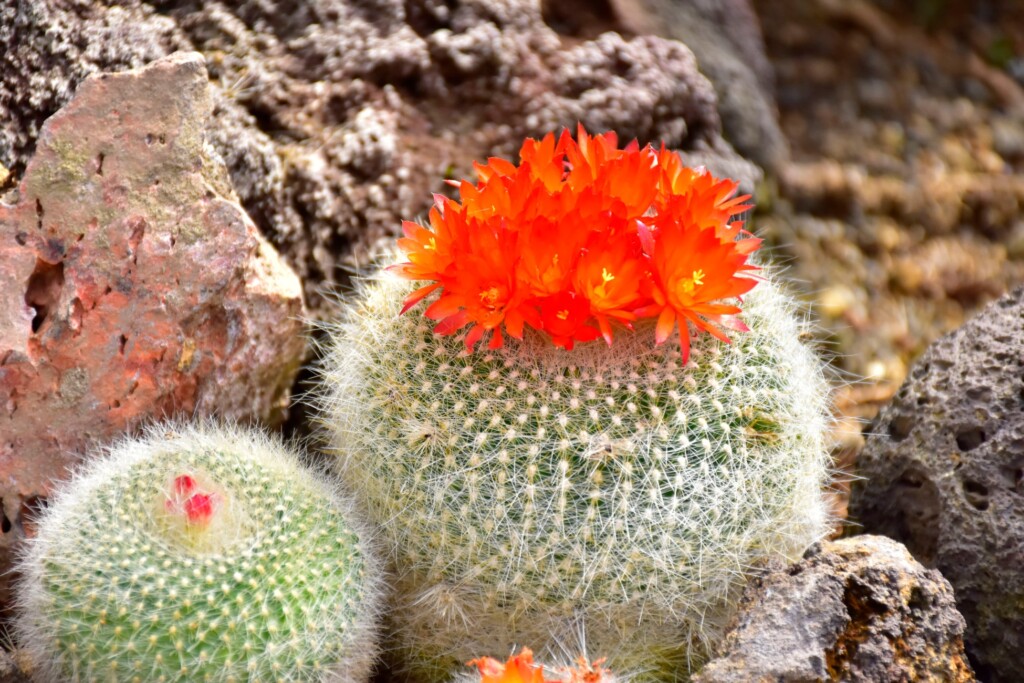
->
[15, 421, 384, 683]
[320, 270, 831, 681]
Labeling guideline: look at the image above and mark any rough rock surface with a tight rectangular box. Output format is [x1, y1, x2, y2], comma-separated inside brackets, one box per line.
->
[849, 286, 1024, 682]
[1, 0, 737, 313]
[0, 52, 305, 609]
[694, 535, 975, 683]
[611, 0, 789, 172]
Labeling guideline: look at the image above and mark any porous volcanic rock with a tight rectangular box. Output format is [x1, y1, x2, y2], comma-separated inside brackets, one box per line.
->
[1, 0, 740, 312]
[694, 535, 975, 683]
[0, 52, 305, 609]
[850, 286, 1024, 682]
[610, 0, 788, 172]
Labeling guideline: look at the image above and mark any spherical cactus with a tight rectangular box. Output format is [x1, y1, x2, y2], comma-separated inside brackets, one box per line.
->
[15, 422, 383, 683]
[319, 128, 832, 680]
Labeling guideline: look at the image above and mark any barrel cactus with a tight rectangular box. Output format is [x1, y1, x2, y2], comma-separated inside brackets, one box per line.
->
[320, 127, 831, 680]
[15, 422, 383, 683]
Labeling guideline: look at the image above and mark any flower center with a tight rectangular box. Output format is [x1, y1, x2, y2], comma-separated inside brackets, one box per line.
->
[594, 267, 615, 299]
[479, 286, 503, 309]
[678, 269, 705, 296]
[166, 474, 218, 527]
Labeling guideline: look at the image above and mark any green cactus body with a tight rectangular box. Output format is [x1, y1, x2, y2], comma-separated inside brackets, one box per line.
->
[322, 271, 831, 681]
[16, 423, 382, 683]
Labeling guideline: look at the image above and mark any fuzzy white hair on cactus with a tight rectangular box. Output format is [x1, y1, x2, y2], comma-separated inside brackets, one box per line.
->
[15, 421, 385, 683]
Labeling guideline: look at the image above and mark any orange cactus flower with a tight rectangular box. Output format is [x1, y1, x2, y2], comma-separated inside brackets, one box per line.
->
[638, 189, 762, 365]
[561, 656, 613, 683]
[394, 125, 760, 360]
[468, 648, 553, 683]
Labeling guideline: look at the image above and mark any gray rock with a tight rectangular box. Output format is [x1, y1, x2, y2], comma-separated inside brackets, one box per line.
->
[695, 535, 975, 683]
[849, 285, 1024, 682]
[0, 1, 188, 177]
[2, 0, 745, 313]
[991, 114, 1024, 163]
[610, 0, 789, 173]
[529, 32, 721, 153]
[0, 648, 31, 683]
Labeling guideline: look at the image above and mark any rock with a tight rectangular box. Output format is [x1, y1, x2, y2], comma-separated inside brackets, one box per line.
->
[991, 114, 1024, 163]
[1, 0, 742, 313]
[694, 535, 975, 683]
[849, 286, 1024, 682]
[0, 1, 188, 178]
[0, 52, 305, 611]
[0, 648, 31, 683]
[610, 0, 789, 173]
[528, 32, 721, 154]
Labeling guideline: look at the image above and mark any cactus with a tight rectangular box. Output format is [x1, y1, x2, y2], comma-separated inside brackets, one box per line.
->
[318, 128, 832, 680]
[321, 272, 830, 680]
[15, 422, 383, 683]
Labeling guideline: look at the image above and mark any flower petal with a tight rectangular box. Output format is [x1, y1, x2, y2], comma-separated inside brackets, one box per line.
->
[654, 306, 675, 345]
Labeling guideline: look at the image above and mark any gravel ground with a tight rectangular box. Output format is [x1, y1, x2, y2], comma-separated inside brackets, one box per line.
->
[750, 0, 1024, 523]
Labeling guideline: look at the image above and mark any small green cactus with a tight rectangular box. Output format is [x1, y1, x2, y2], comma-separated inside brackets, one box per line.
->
[320, 271, 831, 681]
[15, 422, 383, 683]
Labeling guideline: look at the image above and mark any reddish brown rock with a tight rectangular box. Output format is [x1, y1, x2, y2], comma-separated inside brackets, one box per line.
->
[0, 52, 305, 607]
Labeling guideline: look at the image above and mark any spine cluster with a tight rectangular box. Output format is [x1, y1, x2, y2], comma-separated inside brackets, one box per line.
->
[321, 271, 831, 680]
[16, 422, 382, 683]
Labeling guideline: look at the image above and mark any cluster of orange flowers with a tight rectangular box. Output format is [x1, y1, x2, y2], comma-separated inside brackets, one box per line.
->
[468, 648, 610, 683]
[394, 126, 761, 363]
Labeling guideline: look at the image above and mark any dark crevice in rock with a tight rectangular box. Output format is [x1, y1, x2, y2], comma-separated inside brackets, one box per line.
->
[955, 426, 987, 451]
[18, 496, 46, 537]
[541, 0, 622, 40]
[825, 575, 891, 678]
[961, 479, 990, 511]
[25, 259, 65, 335]
[888, 413, 914, 441]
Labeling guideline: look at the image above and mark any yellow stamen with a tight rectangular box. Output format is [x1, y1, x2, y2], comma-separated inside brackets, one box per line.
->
[479, 287, 501, 307]
[556, 309, 570, 320]
[679, 269, 706, 296]
[595, 267, 615, 299]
